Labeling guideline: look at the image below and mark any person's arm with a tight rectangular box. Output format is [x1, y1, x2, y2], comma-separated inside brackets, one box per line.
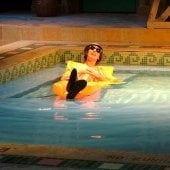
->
[85, 68, 106, 81]
[77, 66, 107, 81]
[86, 66, 123, 83]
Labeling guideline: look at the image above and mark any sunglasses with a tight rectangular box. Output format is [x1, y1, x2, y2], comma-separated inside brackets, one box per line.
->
[88, 45, 102, 53]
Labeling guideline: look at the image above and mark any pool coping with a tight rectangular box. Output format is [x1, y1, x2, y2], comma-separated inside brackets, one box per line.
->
[0, 143, 170, 168]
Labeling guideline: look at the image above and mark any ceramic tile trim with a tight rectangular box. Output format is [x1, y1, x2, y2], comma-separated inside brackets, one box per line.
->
[0, 144, 170, 169]
[0, 45, 170, 84]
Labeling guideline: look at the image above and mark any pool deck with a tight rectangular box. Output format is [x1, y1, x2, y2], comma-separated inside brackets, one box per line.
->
[0, 143, 170, 170]
[0, 12, 170, 46]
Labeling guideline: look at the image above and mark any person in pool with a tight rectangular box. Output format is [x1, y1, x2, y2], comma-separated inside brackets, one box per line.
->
[60, 43, 120, 100]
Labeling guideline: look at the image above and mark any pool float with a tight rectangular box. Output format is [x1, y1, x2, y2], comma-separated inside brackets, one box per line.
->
[52, 61, 124, 99]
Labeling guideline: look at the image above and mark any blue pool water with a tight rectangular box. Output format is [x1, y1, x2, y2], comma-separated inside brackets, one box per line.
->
[0, 65, 170, 154]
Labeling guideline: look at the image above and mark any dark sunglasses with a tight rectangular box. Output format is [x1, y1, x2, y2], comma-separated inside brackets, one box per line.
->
[88, 45, 102, 53]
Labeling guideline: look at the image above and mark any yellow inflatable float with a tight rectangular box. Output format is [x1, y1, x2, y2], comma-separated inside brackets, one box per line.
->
[52, 61, 124, 99]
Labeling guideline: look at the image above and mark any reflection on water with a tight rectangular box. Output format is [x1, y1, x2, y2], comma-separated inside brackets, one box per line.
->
[0, 96, 170, 153]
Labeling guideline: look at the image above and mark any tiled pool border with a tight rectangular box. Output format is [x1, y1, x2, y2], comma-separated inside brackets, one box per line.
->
[0, 42, 170, 84]
[0, 144, 170, 170]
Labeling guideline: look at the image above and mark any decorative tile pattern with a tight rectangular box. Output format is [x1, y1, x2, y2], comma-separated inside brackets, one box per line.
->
[102, 51, 170, 66]
[1, 155, 40, 165]
[0, 154, 168, 170]
[0, 50, 61, 84]
[0, 145, 169, 170]
[0, 43, 170, 84]
[58, 159, 102, 169]
[58, 50, 170, 66]
[98, 162, 124, 169]
[37, 158, 63, 166]
[59, 50, 83, 63]
[119, 164, 165, 170]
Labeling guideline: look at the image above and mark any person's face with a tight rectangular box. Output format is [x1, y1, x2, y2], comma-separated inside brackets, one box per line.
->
[86, 45, 101, 64]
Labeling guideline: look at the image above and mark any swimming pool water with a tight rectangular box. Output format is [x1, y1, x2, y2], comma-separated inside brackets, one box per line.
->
[102, 73, 170, 104]
[0, 66, 170, 154]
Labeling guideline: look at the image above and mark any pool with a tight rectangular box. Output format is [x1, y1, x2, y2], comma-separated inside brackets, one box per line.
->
[0, 64, 170, 154]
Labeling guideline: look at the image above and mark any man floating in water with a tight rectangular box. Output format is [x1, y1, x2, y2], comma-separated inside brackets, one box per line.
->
[53, 43, 124, 100]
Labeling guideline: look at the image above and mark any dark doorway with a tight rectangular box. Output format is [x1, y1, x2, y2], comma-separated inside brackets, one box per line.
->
[0, 0, 32, 12]
[81, 0, 137, 13]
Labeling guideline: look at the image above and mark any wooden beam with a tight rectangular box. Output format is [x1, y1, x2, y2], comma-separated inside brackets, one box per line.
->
[147, 21, 170, 28]
[157, 6, 170, 21]
[147, 0, 170, 28]
[148, 0, 161, 21]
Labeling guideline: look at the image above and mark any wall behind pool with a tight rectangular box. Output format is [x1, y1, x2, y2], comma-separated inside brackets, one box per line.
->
[0, 43, 170, 84]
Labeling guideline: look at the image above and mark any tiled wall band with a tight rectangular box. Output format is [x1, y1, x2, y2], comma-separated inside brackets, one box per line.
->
[0, 49, 170, 84]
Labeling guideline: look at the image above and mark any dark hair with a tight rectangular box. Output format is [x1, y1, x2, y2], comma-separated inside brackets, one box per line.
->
[84, 43, 103, 64]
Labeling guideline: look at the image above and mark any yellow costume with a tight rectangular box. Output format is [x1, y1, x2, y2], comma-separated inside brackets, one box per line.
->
[53, 61, 124, 99]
